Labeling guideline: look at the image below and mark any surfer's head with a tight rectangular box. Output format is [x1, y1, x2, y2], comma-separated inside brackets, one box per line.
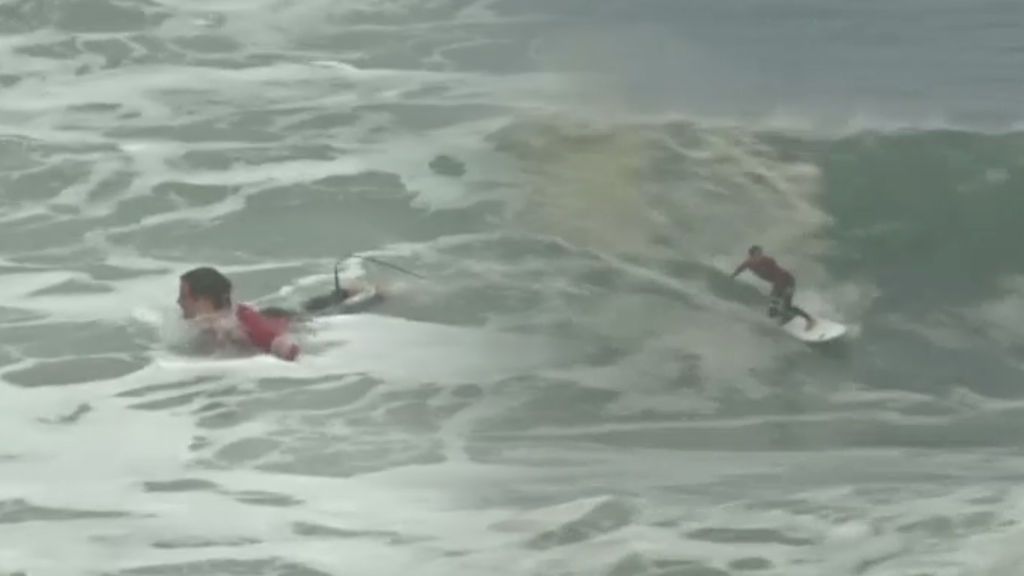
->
[748, 245, 763, 258]
[178, 267, 232, 319]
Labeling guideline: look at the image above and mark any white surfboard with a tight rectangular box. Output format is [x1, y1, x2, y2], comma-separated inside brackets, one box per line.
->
[780, 314, 847, 343]
[340, 284, 382, 311]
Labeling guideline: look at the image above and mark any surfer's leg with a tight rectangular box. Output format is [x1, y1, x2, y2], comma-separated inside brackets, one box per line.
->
[789, 304, 814, 328]
[768, 282, 789, 321]
[782, 282, 815, 329]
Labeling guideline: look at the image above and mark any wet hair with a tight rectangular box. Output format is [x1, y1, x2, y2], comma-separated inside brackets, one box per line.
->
[180, 266, 232, 310]
[748, 245, 763, 256]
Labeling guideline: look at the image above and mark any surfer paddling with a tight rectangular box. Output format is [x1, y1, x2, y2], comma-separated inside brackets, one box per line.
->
[731, 245, 816, 331]
[177, 264, 379, 361]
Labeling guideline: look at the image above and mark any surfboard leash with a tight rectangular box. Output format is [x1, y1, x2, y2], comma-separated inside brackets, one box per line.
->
[356, 255, 428, 280]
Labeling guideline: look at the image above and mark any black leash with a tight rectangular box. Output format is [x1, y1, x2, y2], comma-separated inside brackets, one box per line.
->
[358, 255, 427, 280]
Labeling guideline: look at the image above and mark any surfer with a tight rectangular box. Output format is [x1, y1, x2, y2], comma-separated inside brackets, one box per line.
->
[730, 245, 816, 331]
[176, 264, 378, 361]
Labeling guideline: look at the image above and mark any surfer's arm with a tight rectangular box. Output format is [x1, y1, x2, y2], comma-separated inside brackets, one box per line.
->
[236, 305, 300, 361]
[730, 259, 749, 278]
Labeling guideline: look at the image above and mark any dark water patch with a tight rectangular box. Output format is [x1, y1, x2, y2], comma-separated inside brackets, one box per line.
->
[0, 322, 141, 358]
[12, 36, 80, 59]
[30, 278, 112, 295]
[102, 219, 225, 263]
[0, 136, 119, 160]
[116, 377, 217, 398]
[258, 445, 446, 479]
[169, 34, 243, 55]
[105, 558, 332, 576]
[42, 33, 188, 70]
[0, 216, 110, 253]
[609, 554, 732, 576]
[107, 119, 282, 144]
[439, 37, 539, 73]
[3, 355, 144, 386]
[526, 497, 637, 550]
[0, 346, 23, 368]
[281, 110, 361, 132]
[171, 143, 344, 171]
[0, 306, 46, 324]
[291, 521, 419, 544]
[0, 159, 92, 203]
[688, 526, 814, 547]
[82, 169, 136, 204]
[143, 478, 219, 493]
[68, 102, 123, 114]
[1, 0, 170, 35]
[152, 537, 260, 549]
[430, 154, 467, 177]
[354, 102, 510, 132]
[212, 437, 282, 465]
[730, 557, 774, 571]
[151, 180, 237, 207]
[0, 138, 36, 171]
[56, 0, 171, 33]
[342, 0, 478, 26]
[85, 261, 169, 282]
[184, 51, 300, 70]
[0, 499, 131, 524]
[228, 490, 302, 508]
[40, 402, 92, 424]
[79, 37, 139, 69]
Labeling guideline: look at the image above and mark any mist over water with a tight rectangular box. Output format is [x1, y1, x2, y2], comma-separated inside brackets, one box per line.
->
[3, 0, 1024, 575]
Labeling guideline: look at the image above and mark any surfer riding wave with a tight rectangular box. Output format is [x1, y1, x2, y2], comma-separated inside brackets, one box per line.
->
[731, 245, 816, 331]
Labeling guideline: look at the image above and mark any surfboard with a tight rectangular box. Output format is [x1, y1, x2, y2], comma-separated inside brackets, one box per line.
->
[780, 314, 847, 343]
[340, 284, 382, 311]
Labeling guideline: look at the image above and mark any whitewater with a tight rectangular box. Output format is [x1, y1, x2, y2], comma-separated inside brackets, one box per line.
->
[3, 0, 1024, 575]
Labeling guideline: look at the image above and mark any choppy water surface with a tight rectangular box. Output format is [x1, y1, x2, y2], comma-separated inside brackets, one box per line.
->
[3, 1, 1024, 574]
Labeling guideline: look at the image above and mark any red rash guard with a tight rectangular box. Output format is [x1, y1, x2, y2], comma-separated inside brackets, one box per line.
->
[234, 304, 299, 361]
[745, 256, 794, 286]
